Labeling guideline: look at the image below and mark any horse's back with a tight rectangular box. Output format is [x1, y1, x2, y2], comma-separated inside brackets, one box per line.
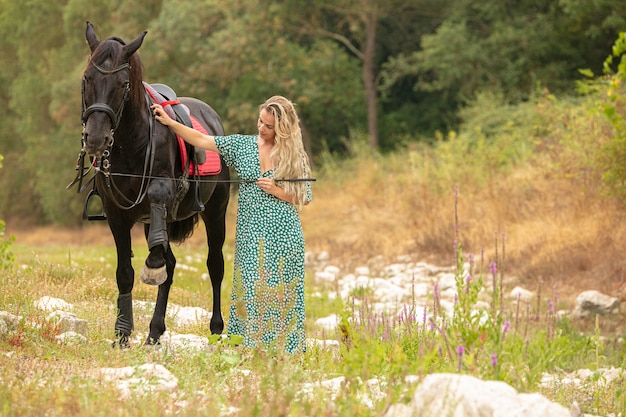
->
[180, 97, 225, 137]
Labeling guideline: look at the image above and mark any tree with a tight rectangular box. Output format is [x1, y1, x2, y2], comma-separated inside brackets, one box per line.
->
[594, 31, 626, 204]
[277, 0, 412, 148]
[278, 0, 454, 149]
[142, 0, 366, 156]
[381, 0, 625, 123]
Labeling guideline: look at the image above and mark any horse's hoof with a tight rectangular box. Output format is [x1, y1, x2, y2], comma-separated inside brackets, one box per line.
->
[143, 337, 161, 348]
[140, 264, 167, 285]
[112, 334, 131, 349]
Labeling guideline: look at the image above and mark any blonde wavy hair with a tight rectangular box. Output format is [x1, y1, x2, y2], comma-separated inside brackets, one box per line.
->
[261, 95, 312, 208]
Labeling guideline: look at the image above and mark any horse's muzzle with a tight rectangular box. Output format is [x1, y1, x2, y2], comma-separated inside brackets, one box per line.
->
[82, 125, 114, 158]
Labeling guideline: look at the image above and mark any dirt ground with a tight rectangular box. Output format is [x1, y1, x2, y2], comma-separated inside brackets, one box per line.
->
[5, 223, 625, 336]
[6, 223, 209, 247]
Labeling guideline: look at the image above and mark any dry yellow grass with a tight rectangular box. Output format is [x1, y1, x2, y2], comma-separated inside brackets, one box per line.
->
[299, 148, 626, 314]
[7, 141, 626, 314]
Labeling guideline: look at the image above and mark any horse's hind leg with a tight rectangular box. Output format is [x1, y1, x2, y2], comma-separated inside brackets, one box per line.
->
[201, 187, 229, 335]
[144, 223, 175, 345]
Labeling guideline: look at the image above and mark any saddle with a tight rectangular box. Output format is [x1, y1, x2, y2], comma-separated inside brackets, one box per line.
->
[144, 82, 221, 216]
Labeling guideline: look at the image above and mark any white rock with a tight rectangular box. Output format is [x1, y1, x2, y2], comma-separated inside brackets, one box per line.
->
[299, 376, 345, 401]
[98, 363, 178, 399]
[383, 373, 572, 417]
[0, 311, 22, 327]
[314, 271, 337, 283]
[354, 266, 370, 276]
[160, 332, 209, 351]
[34, 296, 73, 312]
[316, 251, 330, 262]
[47, 311, 88, 336]
[510, 286, 534, 302]
[314, 314, 339, 331]
[574, 290, 620, 317]
[55, 331, 87, 345]
[0, 319, 7, 335]
[306, 338, 340, 358]
[436, 272, 457, 291]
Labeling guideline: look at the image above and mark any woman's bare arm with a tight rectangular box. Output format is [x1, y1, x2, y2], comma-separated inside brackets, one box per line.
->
[151, 104, 218, 153]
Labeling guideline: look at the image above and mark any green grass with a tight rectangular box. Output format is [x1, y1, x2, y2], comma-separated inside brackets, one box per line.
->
[1, 237, 625, 417]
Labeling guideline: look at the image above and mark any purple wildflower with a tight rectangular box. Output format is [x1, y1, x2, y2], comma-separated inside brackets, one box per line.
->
[502, 320, 510, 334]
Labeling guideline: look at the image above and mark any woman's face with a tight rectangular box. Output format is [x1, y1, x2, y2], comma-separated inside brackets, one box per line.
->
[257, 108, 276, 142]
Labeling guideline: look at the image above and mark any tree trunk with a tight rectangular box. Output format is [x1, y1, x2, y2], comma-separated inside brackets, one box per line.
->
[363, 11, 379, 149]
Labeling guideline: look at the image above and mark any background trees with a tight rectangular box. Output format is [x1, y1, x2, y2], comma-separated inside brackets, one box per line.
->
[0, 0, 623, 225]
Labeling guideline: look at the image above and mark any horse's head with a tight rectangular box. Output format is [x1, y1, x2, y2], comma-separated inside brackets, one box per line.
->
[81, 21, 147, 158]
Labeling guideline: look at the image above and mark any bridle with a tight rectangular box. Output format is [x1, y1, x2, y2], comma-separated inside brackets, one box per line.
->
[71, 60, 155, 212]
[81, 62, 130, 136]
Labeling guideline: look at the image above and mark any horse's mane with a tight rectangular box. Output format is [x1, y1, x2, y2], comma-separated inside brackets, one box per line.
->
[86, 36, 145, 111]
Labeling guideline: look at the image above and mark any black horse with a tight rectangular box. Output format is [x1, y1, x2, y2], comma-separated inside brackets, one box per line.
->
[76, 21, 230, 347]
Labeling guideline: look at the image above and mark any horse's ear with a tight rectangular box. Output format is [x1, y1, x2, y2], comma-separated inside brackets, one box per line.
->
[123, 31, 148, 61]
[85, 21, 99, 52]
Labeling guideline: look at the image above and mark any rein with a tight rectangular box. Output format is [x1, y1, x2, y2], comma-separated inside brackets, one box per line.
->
[92, 92, 156, 211]
[72, 60, 156, 211]
[96, 171, 316, 183]
[71, 58, 315, 215]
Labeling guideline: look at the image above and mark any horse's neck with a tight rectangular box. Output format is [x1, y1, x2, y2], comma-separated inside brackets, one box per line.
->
[115, 102, 151, 155]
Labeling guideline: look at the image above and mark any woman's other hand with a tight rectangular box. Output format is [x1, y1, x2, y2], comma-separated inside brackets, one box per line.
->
[256, 177, 277, 195]
[151, 104, 172, 126]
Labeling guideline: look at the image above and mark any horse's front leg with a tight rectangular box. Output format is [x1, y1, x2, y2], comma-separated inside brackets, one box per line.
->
[144, 224, 175, 345]
[140, 202, 169, 286]
[141, 179, 175, 345]
[109, 220, 135, 349]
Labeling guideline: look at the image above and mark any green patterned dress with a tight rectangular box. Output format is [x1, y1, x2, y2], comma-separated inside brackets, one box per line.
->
[214, 134, 311, 354]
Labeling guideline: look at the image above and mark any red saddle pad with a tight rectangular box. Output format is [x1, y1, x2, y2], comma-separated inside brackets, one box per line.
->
[177, 115, 221, 176]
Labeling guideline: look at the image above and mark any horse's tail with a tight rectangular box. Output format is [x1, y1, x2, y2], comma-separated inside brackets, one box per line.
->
[169, 214, 199, 243]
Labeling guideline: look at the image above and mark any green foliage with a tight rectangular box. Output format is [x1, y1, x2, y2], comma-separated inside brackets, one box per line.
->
[2, 215, 626, 415]
[591, 32, 626, 204]
[0, 219, 14, 271]
[380, 0, 622, 128]
[0, 157, 14, 270]
[0, 0, 624, 224]
[418, 92, 540, 194]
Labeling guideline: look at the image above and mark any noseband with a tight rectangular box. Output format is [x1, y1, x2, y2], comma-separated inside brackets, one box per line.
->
[75, 60, 156, 212]
[81, 62, 131, 134]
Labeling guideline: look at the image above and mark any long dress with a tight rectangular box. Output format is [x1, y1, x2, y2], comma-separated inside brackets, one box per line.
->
[214, 134, 311, 353]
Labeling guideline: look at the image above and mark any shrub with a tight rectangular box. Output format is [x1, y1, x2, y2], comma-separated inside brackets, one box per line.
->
[0, 155, 14, 270]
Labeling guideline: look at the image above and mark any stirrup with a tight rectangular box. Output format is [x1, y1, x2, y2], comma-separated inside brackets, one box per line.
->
[83, 188, 107, 221]
[191, 181, 205, 212]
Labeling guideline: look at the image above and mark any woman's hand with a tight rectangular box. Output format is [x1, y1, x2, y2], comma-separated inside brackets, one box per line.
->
[256, 177, 277, 195]
[256, 178, 297, 204]
[151, 104, 172, 126]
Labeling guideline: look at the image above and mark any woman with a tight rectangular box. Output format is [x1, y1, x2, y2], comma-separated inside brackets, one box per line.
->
[151, 96, 312, 354]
